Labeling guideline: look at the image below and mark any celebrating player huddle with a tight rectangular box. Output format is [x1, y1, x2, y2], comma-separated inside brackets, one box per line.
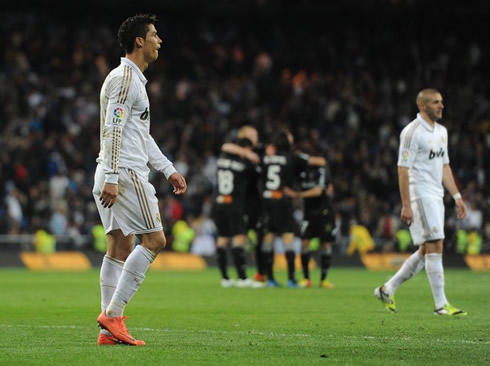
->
[212, 126, 336, 289]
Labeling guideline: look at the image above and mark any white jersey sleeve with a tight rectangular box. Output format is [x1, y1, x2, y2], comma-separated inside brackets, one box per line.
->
[148, 136, 177, 179]
[100, 65, 136, 184]
[397, 121, 421, 168]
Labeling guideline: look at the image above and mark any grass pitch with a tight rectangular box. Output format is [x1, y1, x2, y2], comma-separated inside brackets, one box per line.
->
[0, 267, 489, 365]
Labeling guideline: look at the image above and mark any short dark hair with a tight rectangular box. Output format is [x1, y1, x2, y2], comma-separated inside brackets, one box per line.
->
[118, 14, 158, 54]
[271, 130, 291, 153]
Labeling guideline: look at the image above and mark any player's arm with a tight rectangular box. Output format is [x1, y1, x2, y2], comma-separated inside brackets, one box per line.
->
[284, 185, 324, 199]
[222, 143, 260, 163]
[398, 166, 413, 224]
[397, 127, 419, 225]
[148, 136, 187, 195]
[442, 164, 466, 219]
[308, 156, 326, 166]
[99, 75, 133, 208]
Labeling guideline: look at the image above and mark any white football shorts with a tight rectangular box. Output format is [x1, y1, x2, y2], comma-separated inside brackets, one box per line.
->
[93, 164, 163, 236]
[409, 196, 445, 245]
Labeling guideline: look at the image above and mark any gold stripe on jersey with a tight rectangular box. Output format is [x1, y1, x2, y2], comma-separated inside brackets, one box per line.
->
[111, 126, 122, 174]
[117, 66, 128, 104]
[403, 120, 421, 149]
[416, 199, 430, 238]
[129, 170, 154, 229]
[117, 65, 133, 104]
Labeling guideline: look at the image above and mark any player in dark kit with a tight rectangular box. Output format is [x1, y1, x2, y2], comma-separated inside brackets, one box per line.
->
[261, 130, 325, 288]
[285, 159, 336, 288]
[222, 126, 266, 283]
[212, 137, 263, 288]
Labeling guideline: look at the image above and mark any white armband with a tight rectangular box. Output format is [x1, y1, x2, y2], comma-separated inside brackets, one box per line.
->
[452, 192, 462, 201]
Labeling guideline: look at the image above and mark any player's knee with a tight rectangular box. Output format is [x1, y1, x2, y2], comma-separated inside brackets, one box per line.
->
[141, 231, 166, 253]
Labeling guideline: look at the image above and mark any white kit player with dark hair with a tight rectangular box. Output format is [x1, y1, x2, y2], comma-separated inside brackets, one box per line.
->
[93, 14, 187, 346]
[374, 88, 467, 316]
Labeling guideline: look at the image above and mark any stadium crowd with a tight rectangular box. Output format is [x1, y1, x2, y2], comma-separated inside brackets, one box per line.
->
[0, 2, 489, 254]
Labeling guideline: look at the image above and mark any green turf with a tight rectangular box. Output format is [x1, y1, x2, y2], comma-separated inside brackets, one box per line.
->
[0, 267, 489, 365]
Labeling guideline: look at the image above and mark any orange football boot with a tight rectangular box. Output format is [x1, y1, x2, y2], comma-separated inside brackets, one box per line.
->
[97, 312, 145, 346]
[97, 333, 145, 346]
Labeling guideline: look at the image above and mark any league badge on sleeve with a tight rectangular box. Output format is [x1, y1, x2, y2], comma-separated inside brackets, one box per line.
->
[401, 149, 410, 163]
[113, 107, 124, 124]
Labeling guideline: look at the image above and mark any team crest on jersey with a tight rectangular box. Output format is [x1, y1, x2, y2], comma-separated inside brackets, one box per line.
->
[401, 149, 410, 162]
[432, 226, 438, 233]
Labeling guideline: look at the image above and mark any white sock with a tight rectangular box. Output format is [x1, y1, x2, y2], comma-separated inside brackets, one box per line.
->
[100, 255, 124, 335]
[106, 245, 156, 317]
[425, 253, 448, 309]
[385, 251, 425, 295]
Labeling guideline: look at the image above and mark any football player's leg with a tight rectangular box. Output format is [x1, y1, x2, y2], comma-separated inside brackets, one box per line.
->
[99, 230, 132, 342]
[217, 237, 233, 287]
[384, 248, 424, 295]
[319, 243, 334, 288]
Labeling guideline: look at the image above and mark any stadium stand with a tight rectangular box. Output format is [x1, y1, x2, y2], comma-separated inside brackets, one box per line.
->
[0, 0, 488, 259]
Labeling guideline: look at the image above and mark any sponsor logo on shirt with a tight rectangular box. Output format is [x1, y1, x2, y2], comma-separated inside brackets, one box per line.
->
[140, 107, 149, 120]
[429, 148, 444, 159]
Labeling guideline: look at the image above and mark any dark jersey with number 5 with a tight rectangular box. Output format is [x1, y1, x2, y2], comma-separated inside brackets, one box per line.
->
[261, 152, 309, 234]
[261, 152, 310, 196]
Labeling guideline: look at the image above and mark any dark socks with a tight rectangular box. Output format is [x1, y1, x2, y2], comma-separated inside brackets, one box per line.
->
[231, 246, 247, 280]
[320, 253, 332, 281]
[301, 251, 311, 279]
[216, 247, 229, 279]
[286, 250, 296, 281]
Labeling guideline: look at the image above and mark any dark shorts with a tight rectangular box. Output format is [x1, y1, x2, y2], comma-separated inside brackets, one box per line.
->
[301, 213, 336, 242]
[244, 198, 263, 232]
[211, 203, 246, 237]
[263, 198, 296, 235]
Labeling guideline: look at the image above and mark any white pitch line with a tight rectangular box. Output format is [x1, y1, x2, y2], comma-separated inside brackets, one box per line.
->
[1, 324, 488, 345]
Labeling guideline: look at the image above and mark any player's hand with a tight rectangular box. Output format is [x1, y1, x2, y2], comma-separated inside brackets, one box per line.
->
[455, 198, 467, 219]
[100, 183, 118, 208]
[244, 150, 260, 164]
[283, 186, 298, 198]
[400, 204, 414, 226]
[168, 172, 187, 195]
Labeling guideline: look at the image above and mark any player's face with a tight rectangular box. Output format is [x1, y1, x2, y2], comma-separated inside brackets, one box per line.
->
[143, 24, 162, 63]
[423, 93, 444, 121]
[246, 128, 258, 146]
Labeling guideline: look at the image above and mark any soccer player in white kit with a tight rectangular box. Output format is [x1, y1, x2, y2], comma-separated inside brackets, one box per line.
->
[374, 89, 467, 316]
[93, 14, 187, 345]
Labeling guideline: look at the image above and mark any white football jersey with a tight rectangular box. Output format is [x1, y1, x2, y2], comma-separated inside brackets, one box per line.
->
[397, 113, 450, 200]
[97, 57, 176, 184]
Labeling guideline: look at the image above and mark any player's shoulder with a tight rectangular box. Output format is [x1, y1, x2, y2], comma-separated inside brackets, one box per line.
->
[104, 63, 140, 102]
[435, 122, 448, 134]
[401, 118, 426, 140]
[107, 63, 138, 86]
[401, 118, 423, 134]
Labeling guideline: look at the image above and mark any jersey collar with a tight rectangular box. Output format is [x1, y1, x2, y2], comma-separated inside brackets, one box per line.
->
[121, 57, 148, 85]
[416, 113, 436, 131]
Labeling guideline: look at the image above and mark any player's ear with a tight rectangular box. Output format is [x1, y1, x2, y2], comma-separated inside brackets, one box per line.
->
[135, 36, 145, 48]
